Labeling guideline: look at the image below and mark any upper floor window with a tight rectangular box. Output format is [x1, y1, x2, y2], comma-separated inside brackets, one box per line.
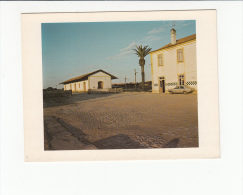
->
[177, 49, 184, 62]
[158, 54, 163, 66]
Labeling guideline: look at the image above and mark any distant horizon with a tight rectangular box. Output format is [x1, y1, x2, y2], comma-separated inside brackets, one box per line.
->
[42, 20, 196, 89]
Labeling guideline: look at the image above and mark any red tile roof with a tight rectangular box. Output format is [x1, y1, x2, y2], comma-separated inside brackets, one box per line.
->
[60, 69, 118, 84]
[150, 34, 196, 53]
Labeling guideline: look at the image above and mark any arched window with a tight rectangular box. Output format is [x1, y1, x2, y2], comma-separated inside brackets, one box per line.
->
[98, 81, 103, 89]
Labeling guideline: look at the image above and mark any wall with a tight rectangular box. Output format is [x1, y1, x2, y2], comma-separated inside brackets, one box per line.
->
[64, 80, 88, 92]
[151, 40, 197, 93]
[63, 71, 113, 91]
[89, 72, 112, 89]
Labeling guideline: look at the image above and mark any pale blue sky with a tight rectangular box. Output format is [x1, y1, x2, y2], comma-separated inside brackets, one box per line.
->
[42, 20, 196, 89]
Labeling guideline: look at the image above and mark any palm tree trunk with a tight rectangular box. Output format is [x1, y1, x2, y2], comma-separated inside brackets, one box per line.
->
[139, 58, 145, 90]
[141, 65, 145, 90]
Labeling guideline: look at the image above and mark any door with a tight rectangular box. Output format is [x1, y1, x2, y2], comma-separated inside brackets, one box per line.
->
[159, 79, 165, 93]
[83, 82, 86, 91]
[178, 74, 185, 85]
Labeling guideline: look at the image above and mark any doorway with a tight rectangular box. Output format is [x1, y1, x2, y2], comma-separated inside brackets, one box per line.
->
[83, 82, 86, 91]
[178, 74, 185, 85]
[98, 81, 103, 89]
[159, 77, 165, 93]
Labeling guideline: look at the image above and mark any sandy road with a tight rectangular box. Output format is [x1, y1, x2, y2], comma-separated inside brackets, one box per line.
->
[44, 92, 198, 150]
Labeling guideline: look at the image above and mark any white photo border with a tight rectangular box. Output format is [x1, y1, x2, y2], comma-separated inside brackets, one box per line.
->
[22, 10, 220, 162]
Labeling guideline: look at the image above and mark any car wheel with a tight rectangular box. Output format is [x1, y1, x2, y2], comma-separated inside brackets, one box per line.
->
[183, 91, 188, 95]
[169, 91, 173, 94]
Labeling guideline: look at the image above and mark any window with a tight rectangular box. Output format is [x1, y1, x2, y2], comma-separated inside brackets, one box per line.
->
[177, 49, 184, 62]
[158, 54, 163, 66]
[178, 74, 184, 85]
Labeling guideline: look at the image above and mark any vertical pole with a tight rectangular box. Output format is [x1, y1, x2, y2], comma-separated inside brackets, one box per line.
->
[124, 76, 128, 89]
[134, 69, 138, 89]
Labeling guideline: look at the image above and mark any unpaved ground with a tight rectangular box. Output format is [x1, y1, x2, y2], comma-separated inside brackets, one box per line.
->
[44, 92, 198, 150]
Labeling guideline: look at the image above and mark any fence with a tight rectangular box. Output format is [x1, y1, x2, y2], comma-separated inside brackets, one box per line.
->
[122, 86, 152, 92]
[88, 88, 123, 94]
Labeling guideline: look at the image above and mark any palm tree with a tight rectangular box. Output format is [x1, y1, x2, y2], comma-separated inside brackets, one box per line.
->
[133, 45, 152, 90]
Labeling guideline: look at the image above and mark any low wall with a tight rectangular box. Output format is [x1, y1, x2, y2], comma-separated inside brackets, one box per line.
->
[43, 90, 72, 98]
[123, 87, 152, 92]
[88, 88, 123, 94]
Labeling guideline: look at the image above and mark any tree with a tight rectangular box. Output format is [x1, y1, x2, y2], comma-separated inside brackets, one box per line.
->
[133, 45, 152, 90]
[46, 87, 54, 91]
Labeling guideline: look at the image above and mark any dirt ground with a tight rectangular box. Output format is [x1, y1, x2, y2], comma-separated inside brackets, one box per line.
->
[43, 92, 198, 150]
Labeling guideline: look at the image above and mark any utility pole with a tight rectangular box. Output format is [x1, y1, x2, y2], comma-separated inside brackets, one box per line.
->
[134, 69, 138, 89]
[124, 76, 128, 89]
[124, 76, 128, 83]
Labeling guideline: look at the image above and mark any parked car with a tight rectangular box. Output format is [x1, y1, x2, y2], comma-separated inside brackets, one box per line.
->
[168, 85, 195, 94]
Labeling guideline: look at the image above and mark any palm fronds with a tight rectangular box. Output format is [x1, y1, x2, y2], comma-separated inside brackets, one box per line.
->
[133, 45, 152, 58]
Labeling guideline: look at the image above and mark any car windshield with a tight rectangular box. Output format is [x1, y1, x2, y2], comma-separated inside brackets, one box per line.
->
[174, 86, 179, 89]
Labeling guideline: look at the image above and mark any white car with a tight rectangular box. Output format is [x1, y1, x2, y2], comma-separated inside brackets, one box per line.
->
[168, 85, 195, 94]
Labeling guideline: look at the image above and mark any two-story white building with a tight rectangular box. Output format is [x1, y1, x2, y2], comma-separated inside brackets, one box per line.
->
[150, 28, 197, 93]
[60, 69, 118, 92]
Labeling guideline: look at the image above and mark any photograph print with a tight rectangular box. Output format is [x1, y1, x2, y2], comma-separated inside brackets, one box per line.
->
[42, 20, 198, 150]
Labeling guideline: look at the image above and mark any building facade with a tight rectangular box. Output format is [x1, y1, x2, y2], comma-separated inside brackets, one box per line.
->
[150, 29, 197, 93]
[60, 69, 118, 92]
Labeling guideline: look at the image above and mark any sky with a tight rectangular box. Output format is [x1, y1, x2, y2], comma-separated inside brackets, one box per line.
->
[42, 20, 196, 89]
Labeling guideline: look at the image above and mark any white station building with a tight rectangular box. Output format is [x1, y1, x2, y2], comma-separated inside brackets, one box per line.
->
[149, 28, 197, 93]
[60, 69, 118, 92]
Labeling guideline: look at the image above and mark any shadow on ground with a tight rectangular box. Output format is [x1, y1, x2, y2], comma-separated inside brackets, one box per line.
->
[43, 93, 141, 108]
[163, 138, 180, 148]
[45, 116, 181, 150]
[92, 134, 148, 149]
[43, 93, 116, 108]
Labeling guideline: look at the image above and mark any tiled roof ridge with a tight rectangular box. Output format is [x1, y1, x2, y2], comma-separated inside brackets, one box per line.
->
[60, 69, 118, 84]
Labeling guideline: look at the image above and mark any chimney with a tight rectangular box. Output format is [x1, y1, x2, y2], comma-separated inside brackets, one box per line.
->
[170, 28, 176, 45]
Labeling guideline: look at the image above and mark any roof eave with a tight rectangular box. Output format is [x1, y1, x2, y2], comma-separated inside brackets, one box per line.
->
[150, 35, 196, 54]
[60, 69, 118, 84]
